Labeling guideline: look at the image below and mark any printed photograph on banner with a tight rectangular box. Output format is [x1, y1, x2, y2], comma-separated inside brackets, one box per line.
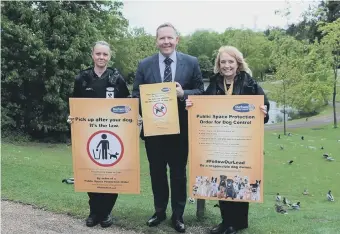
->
[188, 95, 264, 203]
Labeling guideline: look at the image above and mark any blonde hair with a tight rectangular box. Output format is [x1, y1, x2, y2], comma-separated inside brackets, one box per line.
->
[92, 41, 111, 54]
[213, 46, 252, 76]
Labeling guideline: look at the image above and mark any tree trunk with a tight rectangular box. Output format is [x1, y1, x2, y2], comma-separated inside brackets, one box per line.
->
[283, 84, 287, 135]
[283, 104, 286, 135]
[333, 67, 338, 128]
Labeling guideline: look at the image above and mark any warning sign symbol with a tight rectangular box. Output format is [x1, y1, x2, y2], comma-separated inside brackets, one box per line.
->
[87, 130, 124, 167]
[153, 103, 167, 117]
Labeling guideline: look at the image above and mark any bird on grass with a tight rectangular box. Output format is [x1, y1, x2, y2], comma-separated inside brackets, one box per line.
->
[213, 204, 220, 208]
[327, 190, 334, 202]
[301, 136, 304, 140]
[323, 153, 329, 158]
[280, 145, 284, 150]
[275, 204, 288, 214]
[288, 133, 292, 136]
[321, 146, 324, 150]
[278, 134, 281, 139]
[303, 189, 309, 195]
[276, 193, 281, 202]
[288, 160, 294, 165]
[62, 178, 74, 184]
[326, 156, 335, 161]
[291, 202, 301, 210]
[283, 197, 291, 206]
[188, 197, 195, 204]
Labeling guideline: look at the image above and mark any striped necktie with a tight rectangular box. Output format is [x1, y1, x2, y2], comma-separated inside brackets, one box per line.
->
[163, 57, 173, 82]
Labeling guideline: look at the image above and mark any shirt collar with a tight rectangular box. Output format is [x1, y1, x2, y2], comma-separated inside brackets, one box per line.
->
[159, 51, 177, 64]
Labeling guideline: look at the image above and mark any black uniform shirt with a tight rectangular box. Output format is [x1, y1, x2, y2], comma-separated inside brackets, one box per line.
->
[73, 67, 130, 98]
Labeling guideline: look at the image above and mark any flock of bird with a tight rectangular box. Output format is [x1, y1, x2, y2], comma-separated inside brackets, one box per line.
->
[277, 134, 336, 163]
[275, 190, 335, 214]
[274, 133, 336, 215]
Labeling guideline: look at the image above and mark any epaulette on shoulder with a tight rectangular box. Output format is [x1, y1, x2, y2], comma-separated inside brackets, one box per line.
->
[79, 67, 93, 76]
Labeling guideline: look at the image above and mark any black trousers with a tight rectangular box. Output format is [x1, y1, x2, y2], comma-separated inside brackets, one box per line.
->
[219, 200, 249, 230]
[87, 192, 118, 218]
[144, 133, 188, 219]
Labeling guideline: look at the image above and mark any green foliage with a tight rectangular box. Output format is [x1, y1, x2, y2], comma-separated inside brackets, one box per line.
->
[114, 27, 157, 84]
[270, 35, 333, 115]
[187, 30, 222, 59]
[1, 1, 127, 138]
[318, 18, 340, 128]
[197, 55, 213, 79]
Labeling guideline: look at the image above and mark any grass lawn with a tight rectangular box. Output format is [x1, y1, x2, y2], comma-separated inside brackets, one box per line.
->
[2, 125, 340, 234]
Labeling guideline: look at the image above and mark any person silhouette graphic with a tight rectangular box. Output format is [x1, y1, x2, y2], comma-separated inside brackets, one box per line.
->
[96, 134, 109, 160]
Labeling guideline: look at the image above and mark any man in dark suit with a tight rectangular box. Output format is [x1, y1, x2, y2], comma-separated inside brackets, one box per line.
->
[132, 23, 204, 233]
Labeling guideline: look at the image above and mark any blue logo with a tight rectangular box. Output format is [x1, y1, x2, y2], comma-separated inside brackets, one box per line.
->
[111, 106, 131, 114]
[161, 87, 171, 92]
[233, 103, 255, 112]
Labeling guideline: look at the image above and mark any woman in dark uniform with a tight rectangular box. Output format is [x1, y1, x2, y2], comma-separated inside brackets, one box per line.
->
[186, 46, 270, 234]
[68, 41, 129, 228]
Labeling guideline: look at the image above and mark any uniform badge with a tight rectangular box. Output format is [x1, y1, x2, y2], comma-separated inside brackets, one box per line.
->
[106, 87, 114, 99]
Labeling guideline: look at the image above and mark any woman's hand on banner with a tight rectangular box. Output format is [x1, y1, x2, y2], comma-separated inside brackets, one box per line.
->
[67, 115, 74, 124]
[260, 105, 267, 118]
[185, 99, 193, 110]
[137, 118, 143, 126]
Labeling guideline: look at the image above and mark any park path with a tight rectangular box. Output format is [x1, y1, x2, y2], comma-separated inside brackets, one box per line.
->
[1, 200, 141, 234]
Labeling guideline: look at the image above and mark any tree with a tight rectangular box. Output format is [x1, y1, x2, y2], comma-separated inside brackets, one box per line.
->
[197, 55, 213, 79]
[319, 18, 340, 128]
[1, 1, 128, 140]
[114, 27, 157, 84]
[269, 35, 332, 134]
[187, 30, 221, 59]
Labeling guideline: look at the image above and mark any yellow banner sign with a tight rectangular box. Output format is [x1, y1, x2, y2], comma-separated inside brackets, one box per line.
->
[69, 98, 140, 194]
[188, 95, 264, 203]
[140, 83, 180, 136]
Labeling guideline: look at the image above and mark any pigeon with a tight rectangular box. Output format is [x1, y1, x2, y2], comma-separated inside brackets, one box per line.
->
[288, 133, 292, 136]
[321, 146, 324, 150]
[303, 189, 309, 195]
[188, 197, 195, 204]
[275, 204, 288, 214]
[280, 145, 284, 150]
[283, 197, 290, 206]
[276, 193, 281, 202]
[291, 202, 301, 210]
[278, 134, 281, 139]
[327, 190, 334, 201]
[323, 153, 329, 158]
[326, 156, 335, 161]
[301, 136, 304, 140]
[62, 178, 74, 184]
[288, 160, 294, 165]
[213, 204, 220, 208]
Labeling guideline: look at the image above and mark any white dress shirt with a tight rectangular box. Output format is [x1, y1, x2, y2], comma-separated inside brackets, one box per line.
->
[159, 51, 177, 82]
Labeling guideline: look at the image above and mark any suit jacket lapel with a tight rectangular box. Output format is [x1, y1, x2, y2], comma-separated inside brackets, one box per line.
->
[175, 52, 184, 83]
[152, 55, 162, 83]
